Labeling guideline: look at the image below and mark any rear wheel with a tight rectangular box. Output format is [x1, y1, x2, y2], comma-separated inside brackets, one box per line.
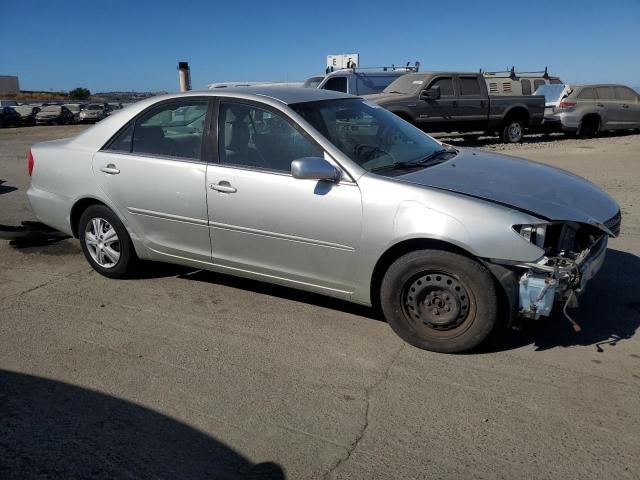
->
[79, 205, 136, 278]
[578, 116, 600, 138]
[501, 119, 525, 143]
[380, 250, 498, 353]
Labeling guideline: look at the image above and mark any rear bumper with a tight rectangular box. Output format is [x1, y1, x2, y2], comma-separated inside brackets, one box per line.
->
[26, 185, 74, 236]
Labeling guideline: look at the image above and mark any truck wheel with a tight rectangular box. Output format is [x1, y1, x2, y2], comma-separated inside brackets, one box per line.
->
[380, 250, 498, 353]
[501, 119, 524, 143]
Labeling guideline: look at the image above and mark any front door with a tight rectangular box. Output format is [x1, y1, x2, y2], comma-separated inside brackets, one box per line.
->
[413, 76, 458, 133]
[205, 100, 363, 295]
[93, 99, 212, 263]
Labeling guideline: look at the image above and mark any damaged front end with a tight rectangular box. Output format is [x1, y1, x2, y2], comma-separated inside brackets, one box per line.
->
[504, 211, 620, 330]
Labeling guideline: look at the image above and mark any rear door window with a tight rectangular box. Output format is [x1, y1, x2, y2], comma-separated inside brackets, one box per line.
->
[595, 87, 616, 100]
[428, 77, 454, 97]
[322, 76, 348, 93]
[106, 100, 208, 160]
[459, 77, 481, 96]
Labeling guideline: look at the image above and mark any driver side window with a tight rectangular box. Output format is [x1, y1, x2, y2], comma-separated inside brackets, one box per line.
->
[218, 102, 322, 173]
[427, 77, 454, 97]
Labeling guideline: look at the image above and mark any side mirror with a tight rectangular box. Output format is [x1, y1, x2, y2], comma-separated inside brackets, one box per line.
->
[420, 86, 441, 100]
[291, 157, 341, 183]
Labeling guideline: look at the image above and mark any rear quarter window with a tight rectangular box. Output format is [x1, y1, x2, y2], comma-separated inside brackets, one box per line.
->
[577, 88, 597, 100]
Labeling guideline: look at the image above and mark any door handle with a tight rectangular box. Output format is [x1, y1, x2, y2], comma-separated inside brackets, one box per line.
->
[100, 164, 120, 175]
[209, 181, 237, 193]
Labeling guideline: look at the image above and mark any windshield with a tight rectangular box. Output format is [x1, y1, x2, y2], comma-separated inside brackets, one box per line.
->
[65, 105, 80, 112]
[41, 106, 61, 113]
[87, 104, 103, 110]
[303, 76, 324, 88]
[382, 74, 427, 94]
[533, 84, 568, 103]
[13, 106, 34, 114]
[291, 98, 446, 173]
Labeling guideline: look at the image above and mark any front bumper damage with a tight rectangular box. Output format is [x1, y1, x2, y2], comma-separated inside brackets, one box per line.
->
[488, 211, 620, 331]
[516, 234, 608, 330]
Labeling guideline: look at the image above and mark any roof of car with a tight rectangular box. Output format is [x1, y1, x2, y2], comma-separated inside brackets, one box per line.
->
[184, 86, 355, 104]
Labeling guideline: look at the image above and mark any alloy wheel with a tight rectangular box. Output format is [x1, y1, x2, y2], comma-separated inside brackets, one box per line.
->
[84, 217, 121, 268]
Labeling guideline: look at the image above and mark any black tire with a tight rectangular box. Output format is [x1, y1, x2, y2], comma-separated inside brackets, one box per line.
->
[578, 116, 599, 138]
[78, 205, 136, 278]
[501, 118, 525, 143]
[380, 250, 498, 353]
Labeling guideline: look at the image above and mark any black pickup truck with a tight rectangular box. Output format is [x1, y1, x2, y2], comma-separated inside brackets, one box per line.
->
[365, 72, 545, 143]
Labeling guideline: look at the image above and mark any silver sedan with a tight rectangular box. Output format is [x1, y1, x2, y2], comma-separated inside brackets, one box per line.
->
[26, 87, 621, 353]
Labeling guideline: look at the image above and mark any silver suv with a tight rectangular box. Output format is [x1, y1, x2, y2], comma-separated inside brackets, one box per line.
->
[536, 84, 640, 136]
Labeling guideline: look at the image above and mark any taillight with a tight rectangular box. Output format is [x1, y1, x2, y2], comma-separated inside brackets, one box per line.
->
[558, 101, 576, 109]
[27, 149, 34, 176]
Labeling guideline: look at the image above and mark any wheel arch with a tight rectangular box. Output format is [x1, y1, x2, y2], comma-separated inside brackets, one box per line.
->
[503, 105, 530, 125]
[368, 237, 518, 327]
[369, 238, 476, 309]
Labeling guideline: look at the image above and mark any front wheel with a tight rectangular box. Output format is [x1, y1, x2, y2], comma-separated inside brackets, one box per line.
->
[79, 205, 136, 278]
[501, 119, 525, 143]
[380, 250, 498, 353]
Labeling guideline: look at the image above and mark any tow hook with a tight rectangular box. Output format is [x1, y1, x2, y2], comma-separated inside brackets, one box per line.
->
[562, 290, 582, 332]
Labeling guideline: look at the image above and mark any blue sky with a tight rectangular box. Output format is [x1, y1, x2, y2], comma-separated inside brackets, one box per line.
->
[2, 0, 639, 92]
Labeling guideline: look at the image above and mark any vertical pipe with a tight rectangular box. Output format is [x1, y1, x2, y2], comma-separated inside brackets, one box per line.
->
[178, 62, 191, 92]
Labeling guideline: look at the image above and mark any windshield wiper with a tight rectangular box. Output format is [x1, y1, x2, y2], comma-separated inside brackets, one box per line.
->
[369, 148, 457, 173]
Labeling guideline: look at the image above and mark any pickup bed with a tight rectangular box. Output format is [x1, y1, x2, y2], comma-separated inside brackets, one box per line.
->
[365, 72, 545, 143]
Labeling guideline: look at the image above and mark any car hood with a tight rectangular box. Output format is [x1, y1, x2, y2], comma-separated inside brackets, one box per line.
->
[397, 149, 620, 235]
[364, 92, 415, 105]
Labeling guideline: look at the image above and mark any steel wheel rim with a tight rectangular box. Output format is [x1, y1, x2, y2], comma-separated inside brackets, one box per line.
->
[402, 271, 475, 337]
[84, 217, 120, 269]
[508, 122, 522, 141]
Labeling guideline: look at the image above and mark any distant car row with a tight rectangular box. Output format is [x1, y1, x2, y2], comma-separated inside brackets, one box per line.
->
[0, 102, 124, 127]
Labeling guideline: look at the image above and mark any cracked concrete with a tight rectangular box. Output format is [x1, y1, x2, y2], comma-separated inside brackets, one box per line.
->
[323, 344, 405, 479]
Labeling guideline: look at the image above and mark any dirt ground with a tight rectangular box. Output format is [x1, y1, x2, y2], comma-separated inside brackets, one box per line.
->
[1, 125, 639, 479]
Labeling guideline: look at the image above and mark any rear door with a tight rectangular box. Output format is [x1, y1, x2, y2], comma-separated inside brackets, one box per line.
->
[414, 76, 458, 132]
[595, 86, 623, 129]
[455, 75, 486, 131]
[93, 99, 212, 263]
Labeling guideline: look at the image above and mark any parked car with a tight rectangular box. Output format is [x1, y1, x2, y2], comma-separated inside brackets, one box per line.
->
[483, 67, 563, 96]
[79, 104, 107, 123]
[64, 103, 87, 123]
[35, 105, 75, 125]
[365, 71, 545, 143]
[534, 83, 640, 137]
[11, 105, 41, 125]
[26, 87, 620, 353]
[317, 68, 411, 95]
[0, 106, 24, 127]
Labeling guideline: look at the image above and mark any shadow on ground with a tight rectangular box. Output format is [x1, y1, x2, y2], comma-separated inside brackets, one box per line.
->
[482, 249, 640, 353]
[0, 180, 18, 195]
[0, 370, 285, 480]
